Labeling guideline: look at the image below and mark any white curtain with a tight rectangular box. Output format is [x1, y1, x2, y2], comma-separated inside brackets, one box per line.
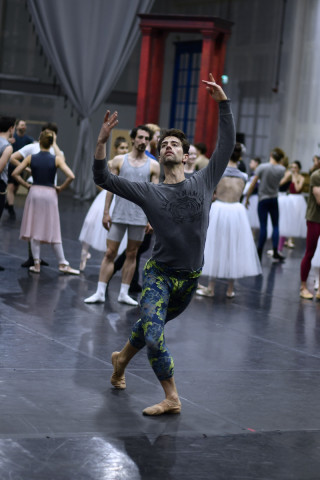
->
[271, 0, 320, 166]
[27, 0, 154, 199]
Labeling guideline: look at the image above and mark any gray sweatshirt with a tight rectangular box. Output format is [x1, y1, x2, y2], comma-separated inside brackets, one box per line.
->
[93, 101, 235, 271]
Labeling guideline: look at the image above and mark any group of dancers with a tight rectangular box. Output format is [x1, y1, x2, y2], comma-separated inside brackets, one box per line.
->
[2, 107, 318, 300]
[2, 74, 320, 416]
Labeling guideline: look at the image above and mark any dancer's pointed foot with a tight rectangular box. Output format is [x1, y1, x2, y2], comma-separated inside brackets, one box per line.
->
[110, 351, 126, 389]
[79, 252, 91, 271]
[143, 398, 181, 416]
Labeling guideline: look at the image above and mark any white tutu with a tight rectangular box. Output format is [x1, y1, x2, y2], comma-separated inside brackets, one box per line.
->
[79, 190, 127, 253]
[243, 193, 260, 229]
[79, 191, 108, 251]
[279, 194, 307, 238]
[202, 201, 262, 279]
[243, 194, 273, 238]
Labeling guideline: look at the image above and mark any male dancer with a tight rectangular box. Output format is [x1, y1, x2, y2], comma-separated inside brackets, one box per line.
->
[84, 125, 160, 306]
[245, 148, 286, 261]
[93, 74, 235, 416]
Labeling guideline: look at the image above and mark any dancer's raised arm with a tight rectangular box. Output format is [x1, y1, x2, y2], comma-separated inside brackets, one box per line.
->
[95, 110, 119, 160]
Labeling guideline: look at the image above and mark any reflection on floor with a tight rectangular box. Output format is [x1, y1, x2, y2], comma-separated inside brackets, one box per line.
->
[1, 192, 320, 479]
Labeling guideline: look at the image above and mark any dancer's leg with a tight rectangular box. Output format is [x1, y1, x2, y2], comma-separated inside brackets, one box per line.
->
[300, 221, 320, 297]
[257, 199, 269, 259]
[269, 198, 282, 259]
[80, 242, 91, 271]
[53, 243, 80, 275]
[118, 238, 142, 306]
[52, 242, 68, 265]
[84, 238, 120, 303]
[111, 260, 200, 415]
[29, 239, 41, 272]
[226, 279, 235, 298]
[110, 341, 139, 389]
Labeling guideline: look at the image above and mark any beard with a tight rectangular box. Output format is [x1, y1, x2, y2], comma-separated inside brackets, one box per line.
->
[161, 152, 180, 165]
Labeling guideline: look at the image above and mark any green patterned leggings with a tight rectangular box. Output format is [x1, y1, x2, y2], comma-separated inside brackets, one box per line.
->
[129, 259, 201, 381]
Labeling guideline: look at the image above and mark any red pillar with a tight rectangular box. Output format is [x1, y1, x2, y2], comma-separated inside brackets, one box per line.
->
[136, 26, 153, 125]
[194, 29, 216, 151]
[212, 33, 229, 89]
[194, 30, 229, 154]
[145, 31, 167, 124]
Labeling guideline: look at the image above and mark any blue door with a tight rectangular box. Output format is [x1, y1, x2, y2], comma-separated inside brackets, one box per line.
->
[169, 41, 202, 143]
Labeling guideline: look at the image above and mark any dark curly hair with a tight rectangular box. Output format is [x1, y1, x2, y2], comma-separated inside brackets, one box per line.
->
[158, 128, 190, 154]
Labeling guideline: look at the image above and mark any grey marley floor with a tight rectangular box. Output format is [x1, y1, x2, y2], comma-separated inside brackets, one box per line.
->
[0, 191, 320, 480]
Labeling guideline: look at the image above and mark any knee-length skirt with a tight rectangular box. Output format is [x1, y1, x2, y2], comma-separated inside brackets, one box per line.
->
[20, 185, 62, 243]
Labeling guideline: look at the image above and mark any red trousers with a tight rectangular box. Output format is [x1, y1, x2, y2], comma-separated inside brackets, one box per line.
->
[300, 220, 320, 282]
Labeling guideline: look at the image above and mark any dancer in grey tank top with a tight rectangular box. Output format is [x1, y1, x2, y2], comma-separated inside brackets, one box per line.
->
[85, 126, 160, 306]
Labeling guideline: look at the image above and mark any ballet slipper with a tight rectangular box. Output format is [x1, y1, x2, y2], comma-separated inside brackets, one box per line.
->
[226, 291, 235, 298]
[29, 259, 40, 273]
[196, 287, 214, 297]
[110, 351, 126, 389]
[143, 398, 181, 416]
[59, 264, 80, 275]
[300, 287, 313, 300]
[29, 265, 40, 273]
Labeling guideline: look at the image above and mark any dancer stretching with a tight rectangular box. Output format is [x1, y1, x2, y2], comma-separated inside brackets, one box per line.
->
[93, 74, 235, 416]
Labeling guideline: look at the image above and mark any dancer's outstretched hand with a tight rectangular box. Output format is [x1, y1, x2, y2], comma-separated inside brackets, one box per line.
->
[97, 110, 119, 145]
[202, 73, 227, 102]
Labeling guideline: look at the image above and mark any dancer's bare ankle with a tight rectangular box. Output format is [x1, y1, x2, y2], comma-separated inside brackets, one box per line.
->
[117, 353, 127, 370]
[166, 393, 180, 404]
